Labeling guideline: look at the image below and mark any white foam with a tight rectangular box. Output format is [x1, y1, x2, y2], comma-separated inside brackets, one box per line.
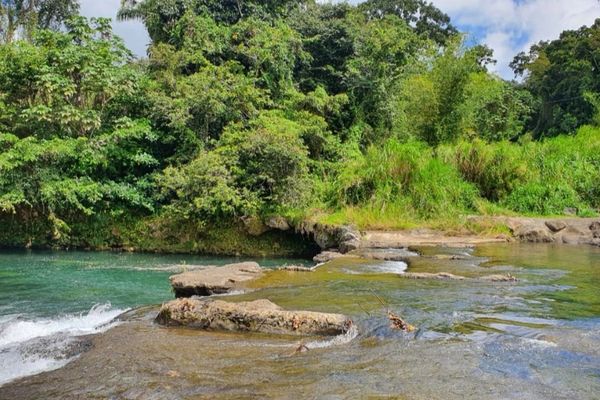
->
[343, 261, 408, 275]
[0, 346, 71, 386]
[371, 261, 408, 274]
[304, 324, 359, 349]
[0, 304, 126, 386]
[0, 304, 126, 348]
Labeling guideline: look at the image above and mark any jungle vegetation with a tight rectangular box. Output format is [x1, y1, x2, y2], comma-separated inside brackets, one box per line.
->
[0, 0, 599, 249]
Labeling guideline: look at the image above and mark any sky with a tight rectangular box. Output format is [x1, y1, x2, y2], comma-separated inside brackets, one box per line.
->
[80, 0, 600, 80]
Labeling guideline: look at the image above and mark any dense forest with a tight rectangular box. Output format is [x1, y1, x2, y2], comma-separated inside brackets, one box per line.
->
[0, 0, 599, 254]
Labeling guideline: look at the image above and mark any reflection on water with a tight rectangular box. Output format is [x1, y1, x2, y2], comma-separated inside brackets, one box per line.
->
[0, 244, 599, 399]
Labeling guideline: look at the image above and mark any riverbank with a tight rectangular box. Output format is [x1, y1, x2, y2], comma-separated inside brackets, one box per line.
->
[1, 213, 599, 259]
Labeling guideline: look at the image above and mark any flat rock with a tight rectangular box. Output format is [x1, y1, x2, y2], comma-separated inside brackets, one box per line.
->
[156, 298, 352, 336]
[355, 248, 419, 261]
[313, 251, 345, 264]
[399, 272, 517, 282]
[170, 262, 263, 298]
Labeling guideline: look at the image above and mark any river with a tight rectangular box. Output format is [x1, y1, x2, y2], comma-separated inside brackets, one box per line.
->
[0, 244, 598, 399]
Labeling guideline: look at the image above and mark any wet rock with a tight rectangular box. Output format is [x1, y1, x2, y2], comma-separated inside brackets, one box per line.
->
[399, 272, 517, 282]
[265, 216, 291, 231]
[313, 250, 345, 264]
[277, 265, 315, 272]
[477, 274, 518, 282]
[428, 254, 470, 260]
[545, 220, 567, 233]
[169, 262, 263, 298]
[156, 298, 353, 336]
[401, 272, 467, 280]
[356, 248, 419, 261]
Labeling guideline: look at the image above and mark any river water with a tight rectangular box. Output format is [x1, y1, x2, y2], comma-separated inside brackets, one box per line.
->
[0, 244, 598, 399]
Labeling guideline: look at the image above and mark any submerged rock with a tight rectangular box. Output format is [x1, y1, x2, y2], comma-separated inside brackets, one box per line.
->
[401, 272, 467, 280]
[355, 248, 419, 261]
[399, 272, 517, 282]
[169, 262, 263, 298]
[276, 265, 315, 272]
[156, 298, 353, 336]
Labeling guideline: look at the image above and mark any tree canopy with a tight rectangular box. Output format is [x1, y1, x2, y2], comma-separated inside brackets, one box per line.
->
[0, 1, 599, 248]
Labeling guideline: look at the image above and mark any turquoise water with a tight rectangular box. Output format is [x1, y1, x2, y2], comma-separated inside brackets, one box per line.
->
[0, 250, 306, 385]
[0, 250, 305, 317]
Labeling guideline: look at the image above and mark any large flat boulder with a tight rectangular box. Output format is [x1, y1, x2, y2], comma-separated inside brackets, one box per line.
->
[170, 262, 263, 298]
[156, 298, 353, 336]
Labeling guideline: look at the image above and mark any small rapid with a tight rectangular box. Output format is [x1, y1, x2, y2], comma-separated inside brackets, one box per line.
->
[0, 303, 126, 385]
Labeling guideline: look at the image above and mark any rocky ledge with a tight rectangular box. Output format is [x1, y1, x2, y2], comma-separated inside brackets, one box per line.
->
[169, 262, 263, 298]
[492, 217, 600, 246]
[156, 298, 353, 336]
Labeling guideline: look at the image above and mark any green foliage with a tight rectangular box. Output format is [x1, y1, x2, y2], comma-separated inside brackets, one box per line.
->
[331, 139, 477, 219]
[0, 0, 79, 43]
[512, 19, 600, 137]
[440, 139, 530, 201]
[0, 16, 139, 138]
[358, 0, 457, 44]
[1, 2, 598, 252]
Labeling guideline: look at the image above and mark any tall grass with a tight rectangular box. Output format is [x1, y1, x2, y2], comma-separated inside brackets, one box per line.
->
[319, 125, 600, 228]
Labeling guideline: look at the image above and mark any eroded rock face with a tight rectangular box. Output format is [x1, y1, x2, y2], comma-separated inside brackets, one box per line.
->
[265, 216, 291, 231]
[513, 223, 555, 243]
[156, 298, 352, 336]
[590, 221, 600, 239]
[300, 223, 361, 253]
[170, 262, 263, 298]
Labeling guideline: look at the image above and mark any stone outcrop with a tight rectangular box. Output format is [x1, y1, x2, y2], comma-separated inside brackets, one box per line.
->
[169, 262, 263, 298]
[265, 216, 291, 231]
[298, 222, 361, 253]
[156, 298, 353, 336]
[241, 216, 270, 236]
[500, 217, 600, 245]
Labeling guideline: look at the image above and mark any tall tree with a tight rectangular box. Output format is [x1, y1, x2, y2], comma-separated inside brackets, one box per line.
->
[0, 0, 79, 43]
[118, 0, 300, 43]
[511, 19, 600, 137]
[358, 0, 457, 45]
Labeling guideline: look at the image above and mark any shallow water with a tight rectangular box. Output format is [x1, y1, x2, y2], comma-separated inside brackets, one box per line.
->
[0, 244, 599, 399]
[0, 250, 307, 386]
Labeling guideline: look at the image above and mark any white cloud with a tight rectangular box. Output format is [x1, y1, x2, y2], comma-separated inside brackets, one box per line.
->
[431, 0, 600, 79]
[79, 0, 149, 57]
